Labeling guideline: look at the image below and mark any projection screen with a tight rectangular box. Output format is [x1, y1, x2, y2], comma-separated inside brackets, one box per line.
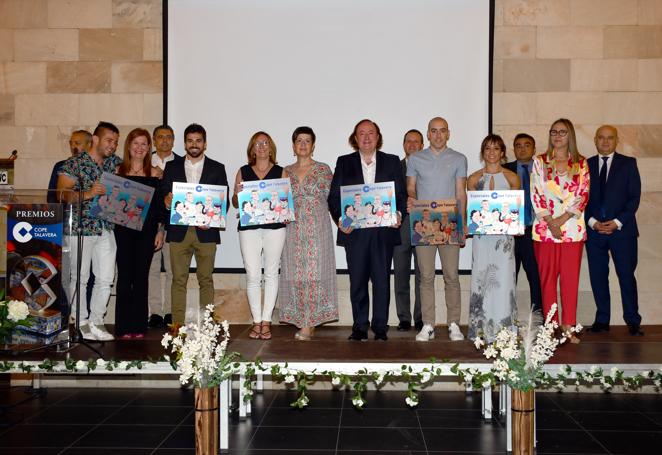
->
[167, 0, 493, 270]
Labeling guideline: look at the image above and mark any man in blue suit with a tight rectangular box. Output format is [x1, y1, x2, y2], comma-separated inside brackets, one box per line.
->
[328, 119, 407, 341]
[585, 125, 642, 336]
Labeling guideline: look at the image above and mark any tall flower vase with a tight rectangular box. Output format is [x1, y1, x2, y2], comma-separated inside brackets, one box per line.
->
[195, 386, 219, 454]
[512, 388, 535, 455]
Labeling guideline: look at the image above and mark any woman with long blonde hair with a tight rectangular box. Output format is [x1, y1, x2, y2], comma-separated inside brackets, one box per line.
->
[531, 118, 590, 343]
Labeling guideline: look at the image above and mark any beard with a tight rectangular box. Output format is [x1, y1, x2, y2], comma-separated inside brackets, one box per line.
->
[186, 147, 203, 158]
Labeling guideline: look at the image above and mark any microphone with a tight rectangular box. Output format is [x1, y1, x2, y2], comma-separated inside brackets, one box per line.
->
[8, 150, 17, 160]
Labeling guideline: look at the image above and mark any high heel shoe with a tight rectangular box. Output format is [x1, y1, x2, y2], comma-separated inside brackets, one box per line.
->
[294, 327, 314, 341]
[561, 324, 581, 344]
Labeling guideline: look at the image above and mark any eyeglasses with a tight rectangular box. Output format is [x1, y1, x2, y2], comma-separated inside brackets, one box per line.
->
[255, 141, 269, 147]
[549, 129, 568, 137]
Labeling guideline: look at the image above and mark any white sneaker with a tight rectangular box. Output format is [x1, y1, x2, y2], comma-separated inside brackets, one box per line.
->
[88, 322, 114, 341]
[79, 322, 96, 341]
[415, 324, 435, 341]
[448, 322, 464, 341]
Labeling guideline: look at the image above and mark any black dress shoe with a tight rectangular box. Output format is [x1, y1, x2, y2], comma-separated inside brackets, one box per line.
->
[589, 322, 610, 333]
[148, 314, 164, 328]
[414, 320, 424, 331]
[374, 331, 388, 341]
[163, 313, 173, 326]
[628, 324, 644, 336]
[348, 330, 368, 341]
[397, 321, 411, 331]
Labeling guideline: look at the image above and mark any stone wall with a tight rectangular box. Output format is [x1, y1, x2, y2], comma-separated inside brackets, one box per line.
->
[0, 0, 163, 187]
[1, 0, 660, 325]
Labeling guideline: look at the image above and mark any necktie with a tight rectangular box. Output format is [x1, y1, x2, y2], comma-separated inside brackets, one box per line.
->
[599, 156, 608, 210]
[521, 163, 532, 226]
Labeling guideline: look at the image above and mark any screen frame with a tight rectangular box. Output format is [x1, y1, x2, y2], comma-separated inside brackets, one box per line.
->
[161, 0, 496, 273]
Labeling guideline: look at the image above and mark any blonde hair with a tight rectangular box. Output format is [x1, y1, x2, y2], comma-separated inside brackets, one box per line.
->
[545, 118, 584, 176]
[246, 131, 277, 166]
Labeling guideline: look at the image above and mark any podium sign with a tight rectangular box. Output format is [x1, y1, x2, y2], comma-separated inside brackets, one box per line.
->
[5, 203, 64, 335]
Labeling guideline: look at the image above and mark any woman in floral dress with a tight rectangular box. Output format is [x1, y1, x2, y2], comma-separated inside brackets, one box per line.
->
[467, 134, 520, 342]
[279, 126, 338, 340]
[531, 118, 590, 343]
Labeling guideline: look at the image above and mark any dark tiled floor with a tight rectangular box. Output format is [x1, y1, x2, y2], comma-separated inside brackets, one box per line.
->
[1, 387, 662, 454]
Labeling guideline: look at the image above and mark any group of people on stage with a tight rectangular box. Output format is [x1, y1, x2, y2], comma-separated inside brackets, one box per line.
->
[50, 114, 643, 344]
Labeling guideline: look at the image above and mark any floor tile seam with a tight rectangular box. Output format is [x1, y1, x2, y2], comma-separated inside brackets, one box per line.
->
[334, 390, 346, 455]
[17, 422, 181, 427]
[553, 411, 614, 455]
[54, 390, 140, 453]
[149, 408, 194, 454]
[414, 407, 430, 454]
[629, 406, 662, 429]
[244, 384, 281, 451]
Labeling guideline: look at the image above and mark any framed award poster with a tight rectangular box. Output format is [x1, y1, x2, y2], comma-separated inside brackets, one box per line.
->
[170, 182, 227, 228]
[237, 178, 294, 227]
[339, 182, 397, 229]
[467, 190, 525, 235]
[409, 199, 463, 246]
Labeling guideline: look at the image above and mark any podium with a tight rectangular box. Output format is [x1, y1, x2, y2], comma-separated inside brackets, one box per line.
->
[0, 188, 78, 347]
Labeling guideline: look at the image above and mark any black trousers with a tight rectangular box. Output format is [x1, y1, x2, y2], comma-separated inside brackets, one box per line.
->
[514, 226, 542, 312]
[114, 225, 156, 335]
[344, 229, 394, 334]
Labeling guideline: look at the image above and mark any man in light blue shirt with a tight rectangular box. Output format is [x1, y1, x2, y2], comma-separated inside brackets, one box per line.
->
[406, 117, 467, 342]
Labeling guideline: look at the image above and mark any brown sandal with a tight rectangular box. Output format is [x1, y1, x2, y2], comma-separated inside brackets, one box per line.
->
[248, 324, 262, 339]
[260, 322, 272, 340]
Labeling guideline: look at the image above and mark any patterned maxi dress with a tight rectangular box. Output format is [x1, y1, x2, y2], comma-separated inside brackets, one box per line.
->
[279, 161, 338, 327]
[468, 171, 518, 342]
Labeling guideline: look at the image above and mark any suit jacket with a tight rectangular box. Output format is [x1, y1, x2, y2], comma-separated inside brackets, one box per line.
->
[585, 152, 640, 239]
[503, 160, 517, 174]
[159, 156, 229, 244]
[152, 150, 184, 167]
[328, 151, 407, 247]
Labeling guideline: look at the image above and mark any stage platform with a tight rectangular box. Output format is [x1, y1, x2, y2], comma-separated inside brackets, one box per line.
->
[3, 324, 661, 453]
[2, 323, 662, 367]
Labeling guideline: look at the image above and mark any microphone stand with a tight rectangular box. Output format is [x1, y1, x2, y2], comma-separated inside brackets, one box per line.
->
[17, 187, 103, 358]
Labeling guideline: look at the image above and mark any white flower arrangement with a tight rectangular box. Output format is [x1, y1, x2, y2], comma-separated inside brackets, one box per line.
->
[161, 304, 237, 388]
[477, 303, 574, 391]
[0, 299, 32, 339]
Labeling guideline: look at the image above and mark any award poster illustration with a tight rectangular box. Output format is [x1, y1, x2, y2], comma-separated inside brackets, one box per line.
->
[238, 178, 295, 227]
[339, 182, 397, 229]
[467, 189, 525, 235]
[169, 182, 228, 228]
[409, 199, 464, 246]
[89, 172, 155, 231]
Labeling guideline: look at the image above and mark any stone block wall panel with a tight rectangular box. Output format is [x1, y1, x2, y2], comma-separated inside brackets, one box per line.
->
[47, 61, 111, 93]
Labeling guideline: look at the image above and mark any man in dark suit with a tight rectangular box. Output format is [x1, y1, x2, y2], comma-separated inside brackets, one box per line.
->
[160, 123, 229, 325]
[504, 133, 542, 312]
[585, 125, 642, 336]
[393, 129, 423, 331]
[148, 124, 183, 329]
[328, 119, 407, 341]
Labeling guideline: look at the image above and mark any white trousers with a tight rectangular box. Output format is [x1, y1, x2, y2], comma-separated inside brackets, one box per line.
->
[148, 243, 172, 316]
[67, 230, 117, 324]
[238, 228, 287, 323]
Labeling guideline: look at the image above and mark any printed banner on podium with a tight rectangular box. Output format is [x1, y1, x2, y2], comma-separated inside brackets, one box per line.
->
[169, 182, 227, 228]
[339, 182, 397, 229]
[409, 199, 464, 246]
[467, 189, 525, 235]
[237, 178, 294, 227]
[5, 203, 64, 335]
[89, 172, 155, 231]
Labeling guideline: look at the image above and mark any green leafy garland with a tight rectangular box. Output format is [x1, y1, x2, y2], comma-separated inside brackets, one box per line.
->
[3, 357, 660, 409]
